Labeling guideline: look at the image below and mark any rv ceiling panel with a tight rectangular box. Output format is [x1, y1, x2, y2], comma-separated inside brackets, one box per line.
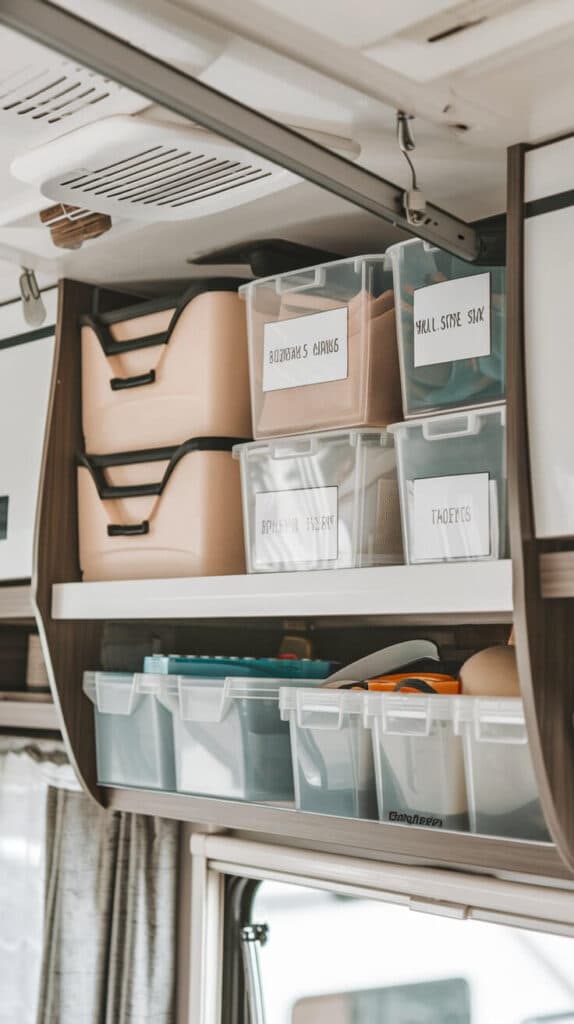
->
[0, 0, 483, 261]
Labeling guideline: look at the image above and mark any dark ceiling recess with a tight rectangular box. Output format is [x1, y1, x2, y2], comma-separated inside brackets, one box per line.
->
[428, 17, 486, 43]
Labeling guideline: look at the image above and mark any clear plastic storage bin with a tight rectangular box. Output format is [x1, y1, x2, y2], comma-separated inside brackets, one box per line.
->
[83, 672, 175, 790]
[390, 404, 507, 564]
[158, 675, 321, 802]
[455, 697, 550, 841]
[388, 238, 506, 418]
[234, 429, 403, 573]
[280, 688, 378, 819]
[366, 694, 468, 831]
[241, 256, 402, 438]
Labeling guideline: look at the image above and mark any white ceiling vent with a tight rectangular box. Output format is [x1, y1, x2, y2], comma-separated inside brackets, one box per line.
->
[11, 116, 298, 222]
[0, 27, 146, 139]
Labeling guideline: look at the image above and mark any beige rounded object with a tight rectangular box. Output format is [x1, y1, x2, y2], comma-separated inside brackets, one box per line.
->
[459, 645, 521, 698]
[78, 447, 245, 581]
[82, 288, 251, 454]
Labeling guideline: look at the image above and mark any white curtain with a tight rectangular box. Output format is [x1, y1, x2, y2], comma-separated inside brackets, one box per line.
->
[0, 738, 72, 1024]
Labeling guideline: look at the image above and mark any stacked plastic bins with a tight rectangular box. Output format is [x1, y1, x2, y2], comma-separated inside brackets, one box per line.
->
[77, 280, 251, 580]
[387, 238, 507, 565]
[235, 256, 405, 571]
[84, 656, 332, 796]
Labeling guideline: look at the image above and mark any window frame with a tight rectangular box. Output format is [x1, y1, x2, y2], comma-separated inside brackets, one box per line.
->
[188, 832, 574, 1024]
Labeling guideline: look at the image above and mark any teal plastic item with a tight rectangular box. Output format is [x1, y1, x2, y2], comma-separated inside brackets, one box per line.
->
[143, 654, 333, 679]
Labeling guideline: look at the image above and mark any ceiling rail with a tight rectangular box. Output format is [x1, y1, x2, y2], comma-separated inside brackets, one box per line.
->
[0, 0, 497, 262]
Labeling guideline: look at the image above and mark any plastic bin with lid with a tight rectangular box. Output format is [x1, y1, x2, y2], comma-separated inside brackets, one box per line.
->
[234, 428, 403, 573]
[83, 671, 175, 790]
[454, 696, 550, 841]
[388, 238, 506, 418]
[81, 279, 250, 454]
[280, 688, 378, 819]
[157, 675, 322, 802]
[366, 693, 468, 831]
[78, 436, 246, 580]
[389, 403, 507, 564]
[241, 255, 402, 438]
[143, 653, 333, 679]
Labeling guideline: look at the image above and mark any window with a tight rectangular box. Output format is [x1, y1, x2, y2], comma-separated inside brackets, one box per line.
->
[251, 881, 574, 1024]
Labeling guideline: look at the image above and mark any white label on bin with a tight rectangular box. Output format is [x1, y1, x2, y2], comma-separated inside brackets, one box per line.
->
[413, 272, 491, 367]
[254, 487, 339, 565]
[262, 307, 348, 392]
[412, 473, 491, 561]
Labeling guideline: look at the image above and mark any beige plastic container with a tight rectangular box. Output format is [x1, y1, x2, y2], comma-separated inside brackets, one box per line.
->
[81, 279, 251, 454]
[78, 437, 245, 581]
[241, 256, 402, 438]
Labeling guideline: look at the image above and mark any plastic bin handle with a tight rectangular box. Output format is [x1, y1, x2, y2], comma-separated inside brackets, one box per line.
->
[422, 413, 479, 441]
[107, 521, 149, 537]
[474, 717, 528, 745]
[271, 437, 317, 459]
[80, 436, 246, 501]
[84, 315, 170, 357]
[296, 701, 344, 731]
[111, 370, 156, 391]
[275, 266, 326, 295]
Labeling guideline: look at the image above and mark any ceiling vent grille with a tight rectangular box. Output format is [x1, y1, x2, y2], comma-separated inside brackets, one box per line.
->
[11, 116, 297, 222]
[0, 27, 147, 139]
[0, 64, 116, 125]
[58, 145, 274, 211]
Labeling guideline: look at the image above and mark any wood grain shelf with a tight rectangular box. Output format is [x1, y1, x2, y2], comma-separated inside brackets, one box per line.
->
[0, 693, 59, 730]
[51, 561, 514, 623]
[540, 551, 574, 599]
[106, 786, 570, 881]
[0, 585, 34, 620]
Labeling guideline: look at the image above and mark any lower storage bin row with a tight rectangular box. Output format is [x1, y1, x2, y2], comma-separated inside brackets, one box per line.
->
[84, 673, 549, 842]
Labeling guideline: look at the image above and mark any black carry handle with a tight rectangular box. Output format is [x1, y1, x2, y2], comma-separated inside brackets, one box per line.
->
[107, 521, 149, 537]
[80, 436, 248, 503]
[83, 277, 248, 390]
[110, 369, 156, 391]
[394, 678, 439, 694]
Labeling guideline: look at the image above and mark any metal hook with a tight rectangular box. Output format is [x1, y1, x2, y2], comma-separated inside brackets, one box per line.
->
[19, 267, 46, 327]
[397, 111, 426, 226]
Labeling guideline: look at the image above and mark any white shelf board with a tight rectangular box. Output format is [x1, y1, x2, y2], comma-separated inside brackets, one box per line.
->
[0, 585, 34, 619]
[0, 698, 59, 730]
[52, 561, 513, 621]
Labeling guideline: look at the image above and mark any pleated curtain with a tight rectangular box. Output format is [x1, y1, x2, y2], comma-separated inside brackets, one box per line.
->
[36, 788, 180, 1024]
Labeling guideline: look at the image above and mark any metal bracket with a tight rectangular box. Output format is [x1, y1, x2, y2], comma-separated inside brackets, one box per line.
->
[397, 111, 427, 227]
[19, 267, 46, 327]
[0, 0, 494, 263]
[240, 924, 269, 1024]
